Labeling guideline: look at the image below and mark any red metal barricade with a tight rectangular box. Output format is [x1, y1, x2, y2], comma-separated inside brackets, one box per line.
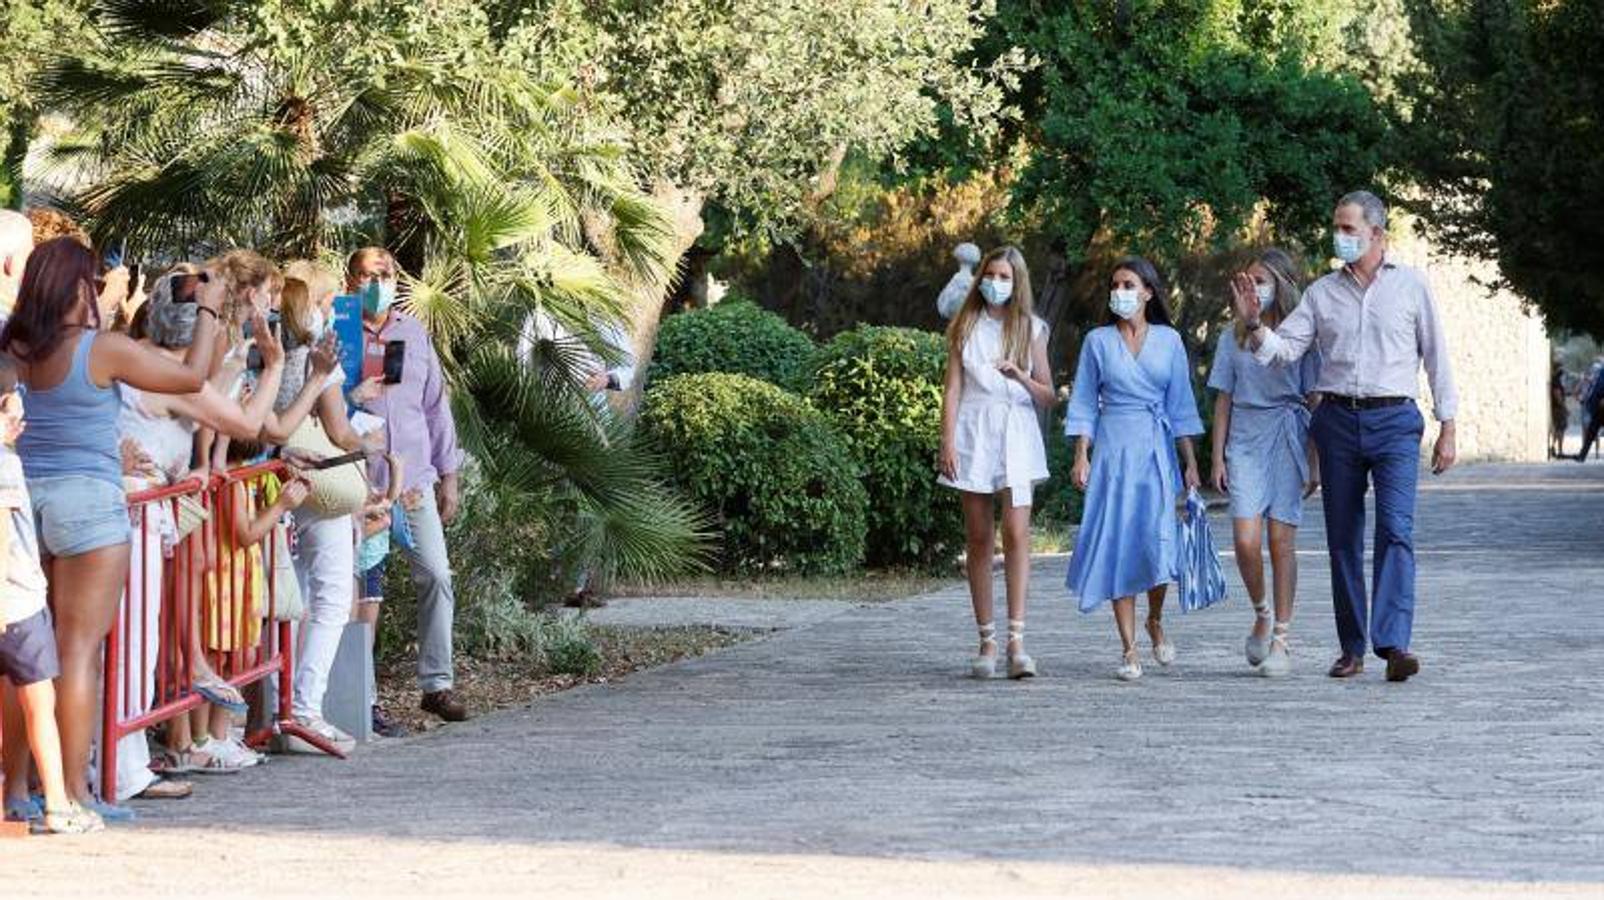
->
[100, 461, 345, 802]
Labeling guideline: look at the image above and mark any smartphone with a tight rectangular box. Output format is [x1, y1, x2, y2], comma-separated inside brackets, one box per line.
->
[102, 240, 125, 271]
[382, 339, 405, 385]
[170, 271, 210, 303]
[247, 343, 264, 372]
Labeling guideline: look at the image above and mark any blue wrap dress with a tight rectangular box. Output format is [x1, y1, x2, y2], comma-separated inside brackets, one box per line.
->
[1063, 325, 1204, 612]
[1206, 330, 1321, 526]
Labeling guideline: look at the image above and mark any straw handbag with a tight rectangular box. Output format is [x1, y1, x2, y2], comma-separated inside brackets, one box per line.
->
[283, 417, 368, 517]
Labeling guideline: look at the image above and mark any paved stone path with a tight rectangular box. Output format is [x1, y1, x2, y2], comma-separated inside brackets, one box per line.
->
[563, 596, 857, 630]
[11, 462, 1603, 896]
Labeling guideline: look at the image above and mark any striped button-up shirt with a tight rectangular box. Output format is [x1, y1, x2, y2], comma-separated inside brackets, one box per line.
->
[1253, 258, 1457, 421]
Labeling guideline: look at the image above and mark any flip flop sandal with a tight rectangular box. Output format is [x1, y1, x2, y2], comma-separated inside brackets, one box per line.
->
[136, 778, 193, 800]
[194, 678, 249, 717]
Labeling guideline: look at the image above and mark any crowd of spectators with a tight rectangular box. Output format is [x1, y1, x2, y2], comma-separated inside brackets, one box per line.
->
[0, 207, 468, 834]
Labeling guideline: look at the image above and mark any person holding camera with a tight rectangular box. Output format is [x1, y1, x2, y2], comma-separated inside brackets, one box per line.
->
[0, 238, 226, 818]
[345, 247, 467, 722]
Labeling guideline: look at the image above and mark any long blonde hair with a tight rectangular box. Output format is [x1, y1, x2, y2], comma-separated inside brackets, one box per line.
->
[945, 245, 1035, 369]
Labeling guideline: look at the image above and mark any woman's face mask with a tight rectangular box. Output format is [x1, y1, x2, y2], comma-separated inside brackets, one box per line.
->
[979, 276, 1014, 307]
[1109, 289, 1142, 320]
[1254, 281, 1276, 311]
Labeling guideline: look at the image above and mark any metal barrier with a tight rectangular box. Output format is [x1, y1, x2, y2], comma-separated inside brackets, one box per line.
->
[100, 461, 345, 802]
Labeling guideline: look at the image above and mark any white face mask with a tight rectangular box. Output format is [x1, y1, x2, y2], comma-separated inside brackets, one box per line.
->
[1255, 282, 1276, 310]
[979, 277, 1013, 307]
[1109, 289, 1142, 320]
[1334, 232, 1368, 264]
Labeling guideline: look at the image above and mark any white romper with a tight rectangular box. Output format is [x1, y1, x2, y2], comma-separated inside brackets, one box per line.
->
[938, 313, 1050, 507]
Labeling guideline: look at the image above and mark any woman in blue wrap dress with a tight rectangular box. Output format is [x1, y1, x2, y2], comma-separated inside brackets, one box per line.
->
[1064, 257, 1203, 681]
[1208, 248, 1321, 678]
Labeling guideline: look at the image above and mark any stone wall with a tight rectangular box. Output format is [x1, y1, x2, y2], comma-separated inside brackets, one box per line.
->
[1389, 239, 1550, 463]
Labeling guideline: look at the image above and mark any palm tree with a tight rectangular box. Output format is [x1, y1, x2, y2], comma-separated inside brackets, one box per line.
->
[33, 0, 709, 588]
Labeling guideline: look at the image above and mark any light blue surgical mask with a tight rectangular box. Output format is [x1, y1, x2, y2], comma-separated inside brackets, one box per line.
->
[1255, 282, 1276, 311]
[979, 277, 1013, 307]
[362, 278, 396, 316]
[1109, 289, 1141, 320]
[1333, 232, 1368, 264]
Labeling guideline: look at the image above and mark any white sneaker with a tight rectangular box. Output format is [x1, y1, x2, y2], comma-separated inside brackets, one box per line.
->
[199, 736, 263, 769]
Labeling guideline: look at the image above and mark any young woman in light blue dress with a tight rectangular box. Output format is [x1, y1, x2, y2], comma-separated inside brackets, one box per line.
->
[1064, 257, 1203, 681]
[1208, 248, 1321, 677]
[938, 247, 1054, 680]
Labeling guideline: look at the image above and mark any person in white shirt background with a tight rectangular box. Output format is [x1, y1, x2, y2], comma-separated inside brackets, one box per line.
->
[518, 307, 637, 606]
[936, 242, 982, 321]
[1231, 190, 1457, 684]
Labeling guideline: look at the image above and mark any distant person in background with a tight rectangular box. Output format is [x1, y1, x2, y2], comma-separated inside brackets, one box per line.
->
[518, 307, 637, 607]
[0, 211, 34, 316]
[1549, 362, 1569, 459]
[936, 242, 982, 321]
[1576, 358, 1604, 462]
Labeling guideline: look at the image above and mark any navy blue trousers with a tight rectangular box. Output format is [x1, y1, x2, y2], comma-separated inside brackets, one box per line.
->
[1309, 402, 1424, 658]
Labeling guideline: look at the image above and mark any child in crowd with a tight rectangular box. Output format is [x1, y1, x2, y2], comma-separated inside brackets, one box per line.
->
[0, 383, 104, 833]
[354, 418, 408, 738]
[163, 438, 309, 772]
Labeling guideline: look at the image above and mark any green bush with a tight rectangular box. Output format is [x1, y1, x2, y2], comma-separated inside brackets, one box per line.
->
[647, 299, 817, 392]
[809, 325, 961, 569]
[1036, 406, 1085, 530]
[641, 373, 868, 575]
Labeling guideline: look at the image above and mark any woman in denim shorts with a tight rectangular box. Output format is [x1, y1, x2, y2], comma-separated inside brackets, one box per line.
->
[0, 238, 228, 814]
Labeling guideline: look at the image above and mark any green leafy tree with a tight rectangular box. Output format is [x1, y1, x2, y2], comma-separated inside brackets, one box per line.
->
[0, 0, 88, 208]
[495, 0, 1022, 371]
[35, 0, 708, 589]
[1399, 0, 1604, 337]
[998, 0, 1389, 353]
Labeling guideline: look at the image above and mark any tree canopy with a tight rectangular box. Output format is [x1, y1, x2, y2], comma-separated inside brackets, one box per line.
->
[1399, 0, 1604, 338]
[1002, 0, 1388, 274]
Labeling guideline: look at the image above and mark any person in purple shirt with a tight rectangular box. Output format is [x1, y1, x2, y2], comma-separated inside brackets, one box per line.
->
[346, 247, 468, 722]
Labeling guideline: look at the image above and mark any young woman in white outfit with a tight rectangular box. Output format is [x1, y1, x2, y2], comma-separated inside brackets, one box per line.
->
[938, 246, 1054, 679]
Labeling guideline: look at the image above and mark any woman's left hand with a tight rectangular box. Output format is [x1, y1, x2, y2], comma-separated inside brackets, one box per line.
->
[1183, 463, 1201, 492]
[1302, 477, 1321, 499]
[995, 360, 1023, 382]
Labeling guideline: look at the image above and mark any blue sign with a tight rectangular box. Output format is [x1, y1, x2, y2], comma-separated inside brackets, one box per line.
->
[332, 293, 364, 392]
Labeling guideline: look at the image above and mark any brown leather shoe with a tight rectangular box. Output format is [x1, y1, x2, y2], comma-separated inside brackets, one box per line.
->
[1385, 650, 1421, 682]
[1327, 654, 1365, 678]
[420, 689, 469, 722]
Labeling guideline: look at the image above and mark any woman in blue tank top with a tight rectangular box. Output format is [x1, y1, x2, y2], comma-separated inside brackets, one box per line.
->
[0, 238, 225, 813]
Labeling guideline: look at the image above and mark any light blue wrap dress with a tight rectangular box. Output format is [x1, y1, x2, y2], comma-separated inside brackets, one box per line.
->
[1206, 330, 1321, 526]
[1063, 325, 1204, 612]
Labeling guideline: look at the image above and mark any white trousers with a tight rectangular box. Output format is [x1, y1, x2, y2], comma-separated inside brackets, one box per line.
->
[290, 511, 354, 720]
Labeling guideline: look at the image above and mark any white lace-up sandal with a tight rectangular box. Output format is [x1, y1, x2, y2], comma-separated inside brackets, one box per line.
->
[1006, 619, 1036, 680]
[970, 621, 998, 679]
[1245, 596, 1273, 667]
[1259, 622, 1292, 677]
[1145, 616, 1176, 667]
[1116, 645, 1143, 682]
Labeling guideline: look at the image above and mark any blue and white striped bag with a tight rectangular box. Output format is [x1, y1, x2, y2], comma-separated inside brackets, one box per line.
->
[1177, 488, 1227, 613]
